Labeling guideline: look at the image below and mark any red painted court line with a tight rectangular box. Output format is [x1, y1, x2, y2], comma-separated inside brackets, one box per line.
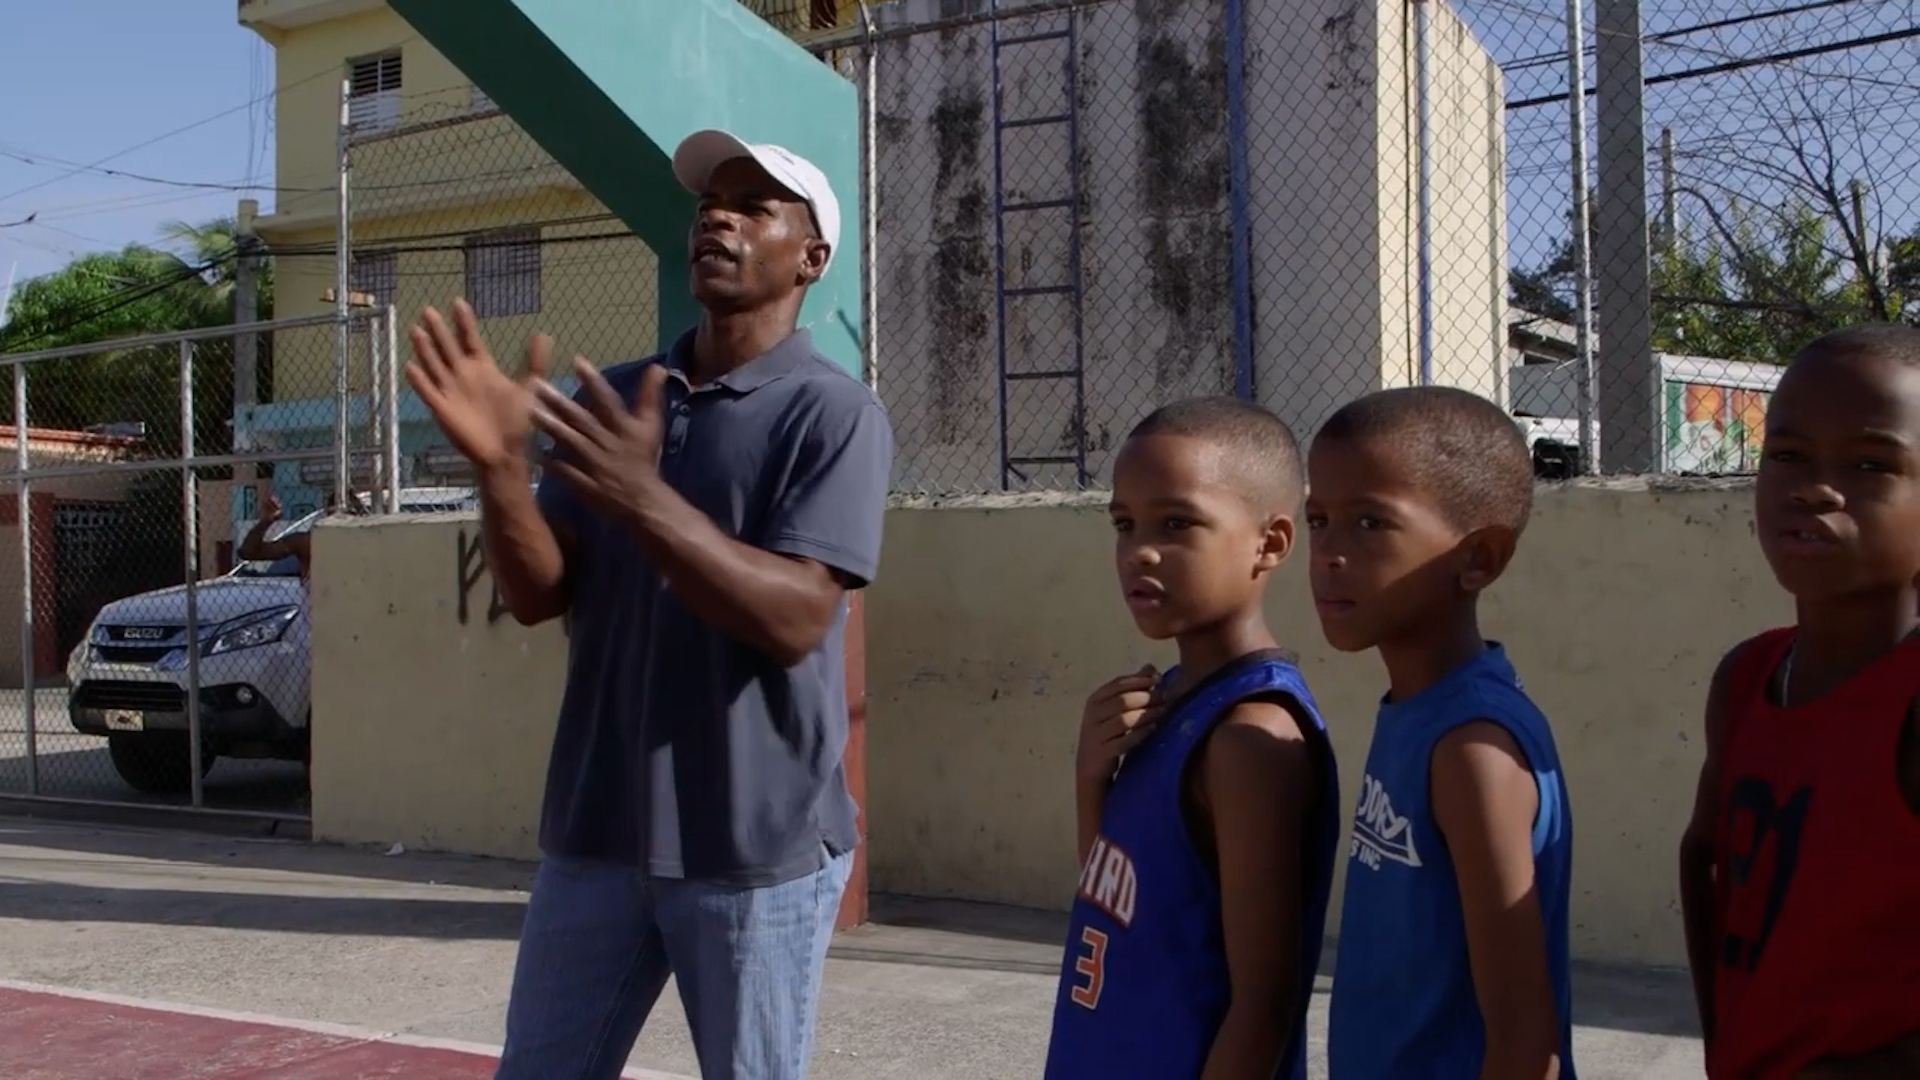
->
[0, 981, 690, 1080]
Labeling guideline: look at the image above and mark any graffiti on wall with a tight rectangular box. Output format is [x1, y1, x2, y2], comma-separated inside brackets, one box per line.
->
[455, 526, 572, 636]
[455, 526, 511, 627]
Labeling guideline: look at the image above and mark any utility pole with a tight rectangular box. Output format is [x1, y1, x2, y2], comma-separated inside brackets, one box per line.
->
[1659, 127, 1677, 254]
[1596, 0, 1657, 473]
[234, 199, 260, 469]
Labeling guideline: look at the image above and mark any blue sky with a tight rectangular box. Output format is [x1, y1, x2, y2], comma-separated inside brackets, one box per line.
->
[1458, 0, 1920, 278]
[0, 1, 270, 287]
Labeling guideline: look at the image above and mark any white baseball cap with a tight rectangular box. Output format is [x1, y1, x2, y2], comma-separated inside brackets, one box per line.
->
[672, 129, 840, 272]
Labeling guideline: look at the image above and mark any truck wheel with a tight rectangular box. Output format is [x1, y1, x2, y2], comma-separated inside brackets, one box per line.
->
[107, 732, 214, 796]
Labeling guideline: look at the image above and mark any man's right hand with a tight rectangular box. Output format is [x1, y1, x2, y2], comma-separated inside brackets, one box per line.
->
[1075, 664, 1163, 785]
[404, 298, 551, 474]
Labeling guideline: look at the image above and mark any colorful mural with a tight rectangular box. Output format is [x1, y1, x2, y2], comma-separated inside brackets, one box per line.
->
[1663, 378, 1770, 473]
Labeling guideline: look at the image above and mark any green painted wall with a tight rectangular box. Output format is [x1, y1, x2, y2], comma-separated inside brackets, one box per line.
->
[387, 0, 861, 376]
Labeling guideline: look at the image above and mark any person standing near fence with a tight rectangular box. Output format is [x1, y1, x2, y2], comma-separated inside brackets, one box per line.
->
[403, 130, 894, 1080]
[1678, 325, 1920, 1080]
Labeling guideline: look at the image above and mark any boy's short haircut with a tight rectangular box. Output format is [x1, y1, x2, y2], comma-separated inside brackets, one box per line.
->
[1792, 322, 1920, 369]
[1127, 396, 1305, 512]
[1317, 386, 1534, 535]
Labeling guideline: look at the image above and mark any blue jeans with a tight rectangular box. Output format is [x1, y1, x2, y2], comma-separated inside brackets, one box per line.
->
[494, 848, 853, 1080]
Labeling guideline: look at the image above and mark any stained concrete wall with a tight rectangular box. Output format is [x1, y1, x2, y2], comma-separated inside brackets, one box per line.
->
[869, 0, 1505, 492]
[309, 481, 1784, 968]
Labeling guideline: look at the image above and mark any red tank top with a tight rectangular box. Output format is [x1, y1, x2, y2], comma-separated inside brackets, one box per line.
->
[1709, 627, 1920, 1080]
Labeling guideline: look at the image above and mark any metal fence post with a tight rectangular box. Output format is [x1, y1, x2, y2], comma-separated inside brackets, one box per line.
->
[180, 339, 204, 810]
[1225, 0, 1254, 399]
[1565, 0, 1599, 473]
[856, 2, 881, 396]
[383, 306, 401, 513]
[368, 309, 384, 493]
[334, 77, 354, 511]
[1413, 0, 1434, 386]
[14, 361, 37, 796]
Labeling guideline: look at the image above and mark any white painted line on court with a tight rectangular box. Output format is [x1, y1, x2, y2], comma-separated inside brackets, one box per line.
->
[0, 976, 696, 1080]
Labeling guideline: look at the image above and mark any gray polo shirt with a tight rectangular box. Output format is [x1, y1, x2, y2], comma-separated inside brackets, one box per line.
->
[534, 327, 894, 886]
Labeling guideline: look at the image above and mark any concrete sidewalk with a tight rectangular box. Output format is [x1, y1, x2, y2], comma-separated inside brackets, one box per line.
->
[0, 817, 1704, 1078]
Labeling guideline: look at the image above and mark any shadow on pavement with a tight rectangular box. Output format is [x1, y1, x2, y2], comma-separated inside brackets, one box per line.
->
[0, 742, 308, 816]
[0, 879, 527, 941]
[0, 817, 534, 892]
[843, 897, 1703, 1041]
[0, 819, 1705, 1040]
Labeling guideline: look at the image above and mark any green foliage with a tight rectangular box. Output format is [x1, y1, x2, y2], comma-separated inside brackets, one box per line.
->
[0, 216, 272, 458]
[1652, 199, 1910, 363]
[1512, 196, 1918, 367]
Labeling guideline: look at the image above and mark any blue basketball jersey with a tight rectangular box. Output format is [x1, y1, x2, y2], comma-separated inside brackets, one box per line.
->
[1044, 651, 1340, 1080]
[1327, 643, 1576, 1080]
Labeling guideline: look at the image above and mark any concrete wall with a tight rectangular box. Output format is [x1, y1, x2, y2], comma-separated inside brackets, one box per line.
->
[308, 481, 1785, 968]
[869, 0, 1506, 492]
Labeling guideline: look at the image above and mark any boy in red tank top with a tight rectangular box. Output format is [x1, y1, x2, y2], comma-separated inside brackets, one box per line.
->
[1678, 323, 1920, 1080]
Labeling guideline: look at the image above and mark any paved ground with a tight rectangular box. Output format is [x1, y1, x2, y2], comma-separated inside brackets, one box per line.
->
[0, 688, 306, 814]
[0, 816, 1707, 1078]
[0, 982, 680, 1079]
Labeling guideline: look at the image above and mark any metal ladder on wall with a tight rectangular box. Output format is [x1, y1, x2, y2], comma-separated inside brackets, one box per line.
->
[989, 2, 1089, 490]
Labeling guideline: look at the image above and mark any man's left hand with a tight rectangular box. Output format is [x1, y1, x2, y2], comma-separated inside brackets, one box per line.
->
[530, 355, 673, 520]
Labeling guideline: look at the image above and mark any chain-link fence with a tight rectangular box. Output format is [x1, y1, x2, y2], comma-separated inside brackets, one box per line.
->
[260, 0, 1919, 497]
[0, 313, 396, 816]
[1494, 0, 1920, 476]
[810, 0, 1919, 488]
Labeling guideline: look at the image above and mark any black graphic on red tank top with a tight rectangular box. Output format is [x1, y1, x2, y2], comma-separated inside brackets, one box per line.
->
[1719, 777, 1813, 973]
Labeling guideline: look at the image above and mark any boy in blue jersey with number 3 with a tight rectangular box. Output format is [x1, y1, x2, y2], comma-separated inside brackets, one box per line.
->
[1045, 397, 1342, 1080]
[1306, 387, 1575, 1080]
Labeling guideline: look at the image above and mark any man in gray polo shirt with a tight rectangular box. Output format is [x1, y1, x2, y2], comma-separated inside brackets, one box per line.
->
[403, 130, 893, 1080]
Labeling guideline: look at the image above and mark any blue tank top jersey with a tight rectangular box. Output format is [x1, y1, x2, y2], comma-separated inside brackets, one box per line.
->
[1044, 650, 1341, 1080]
[1327, 643, 1576, 1080]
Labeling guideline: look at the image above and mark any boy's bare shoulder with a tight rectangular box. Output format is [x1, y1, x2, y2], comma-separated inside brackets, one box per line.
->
[1214, 696, 1308, 741]
[1430, 720, 1530, 781]
[1199, 697, 1314, 789]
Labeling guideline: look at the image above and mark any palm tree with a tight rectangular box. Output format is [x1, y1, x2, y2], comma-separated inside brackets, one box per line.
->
[159, 215, 274, 321]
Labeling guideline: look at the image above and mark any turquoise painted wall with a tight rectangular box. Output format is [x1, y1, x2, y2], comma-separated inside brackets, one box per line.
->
[386, 0, 862, 376]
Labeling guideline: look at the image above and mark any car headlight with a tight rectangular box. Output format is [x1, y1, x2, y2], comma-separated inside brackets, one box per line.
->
[204, 607, 300, 656]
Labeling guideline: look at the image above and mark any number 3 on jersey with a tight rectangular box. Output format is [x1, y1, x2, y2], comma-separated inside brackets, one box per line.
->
[1071, 926, 1108, 1009]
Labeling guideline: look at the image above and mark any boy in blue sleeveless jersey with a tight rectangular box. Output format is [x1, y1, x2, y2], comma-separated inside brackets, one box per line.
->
[1306, 387, 1575, 1080]
[1045, 397, 1342, 1080]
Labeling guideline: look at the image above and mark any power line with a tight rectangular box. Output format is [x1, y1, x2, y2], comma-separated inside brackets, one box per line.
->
[1505, 24, 1920, 109]
[1498, 0, 1876, 73]
[0, 34, 420, 209]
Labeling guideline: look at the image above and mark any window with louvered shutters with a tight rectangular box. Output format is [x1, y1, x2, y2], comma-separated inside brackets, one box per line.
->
[347, 51, 403, 133]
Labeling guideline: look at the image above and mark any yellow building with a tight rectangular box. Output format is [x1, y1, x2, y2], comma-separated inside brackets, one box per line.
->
[236, 0, 853, 498]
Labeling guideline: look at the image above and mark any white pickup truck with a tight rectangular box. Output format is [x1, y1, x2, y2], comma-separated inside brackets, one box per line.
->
[65, 487, 478, 795]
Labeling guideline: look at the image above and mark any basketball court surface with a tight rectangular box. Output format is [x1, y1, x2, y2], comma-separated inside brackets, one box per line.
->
[0, 980, 688, 1080]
